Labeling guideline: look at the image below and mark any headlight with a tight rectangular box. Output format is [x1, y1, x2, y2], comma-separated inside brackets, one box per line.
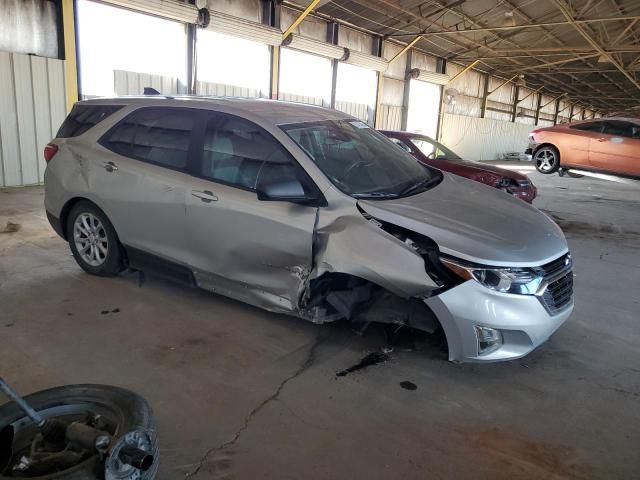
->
[441, 257, 543, 295]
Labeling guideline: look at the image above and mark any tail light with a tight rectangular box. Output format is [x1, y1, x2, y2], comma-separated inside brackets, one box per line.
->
[44, 143, 58, 163]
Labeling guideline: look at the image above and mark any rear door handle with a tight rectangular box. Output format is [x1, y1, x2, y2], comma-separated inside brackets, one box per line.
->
[191, 190, 218, 203]
[102, 161, 118, 172]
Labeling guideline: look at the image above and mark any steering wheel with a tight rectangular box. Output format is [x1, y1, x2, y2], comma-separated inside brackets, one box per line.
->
[343, 160, 373, 179]
[426, 151, 436, 159]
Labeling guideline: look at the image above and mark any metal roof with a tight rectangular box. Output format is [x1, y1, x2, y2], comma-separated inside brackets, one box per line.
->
[304, 0, 640, 115]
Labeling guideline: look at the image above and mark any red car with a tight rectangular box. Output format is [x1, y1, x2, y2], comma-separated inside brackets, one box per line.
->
[381, 131, 537, 203]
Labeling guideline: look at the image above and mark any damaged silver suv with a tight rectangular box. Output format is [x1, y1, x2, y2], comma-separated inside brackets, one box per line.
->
[44, 97, 574, 362]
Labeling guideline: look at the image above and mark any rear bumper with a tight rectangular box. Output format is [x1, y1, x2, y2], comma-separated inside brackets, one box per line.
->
[46, 211, 65, 240]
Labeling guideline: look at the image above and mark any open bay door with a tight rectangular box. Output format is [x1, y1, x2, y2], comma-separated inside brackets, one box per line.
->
[406, 69, 449, 139]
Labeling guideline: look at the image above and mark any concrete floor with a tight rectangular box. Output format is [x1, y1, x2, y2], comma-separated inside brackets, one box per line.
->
[1, 164, 639, 480]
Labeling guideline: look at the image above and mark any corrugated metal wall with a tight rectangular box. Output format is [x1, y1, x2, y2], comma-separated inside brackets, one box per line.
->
[114, 70, 181, 95]
[278, 92, 324, 106]
[114, 69, 267, 98]
[0, 52, 67, 187]
[378, 104, 402, 130]
[335, 100, 372, 124]
[440, 113, 535, 161]
[198, 81, 265, 98]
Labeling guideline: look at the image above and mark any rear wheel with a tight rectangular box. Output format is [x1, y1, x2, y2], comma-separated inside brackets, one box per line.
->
[534, 146, 560, 174]
[66, 201, 124, 276]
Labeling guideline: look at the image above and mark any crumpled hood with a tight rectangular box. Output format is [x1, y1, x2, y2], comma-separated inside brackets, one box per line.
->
[359, 173, 567, 267]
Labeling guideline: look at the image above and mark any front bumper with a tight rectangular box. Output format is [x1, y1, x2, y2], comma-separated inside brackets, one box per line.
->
[425, 279, 573, 363]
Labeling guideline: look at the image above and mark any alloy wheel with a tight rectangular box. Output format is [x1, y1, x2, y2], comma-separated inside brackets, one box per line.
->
[73, 213, 109, 267]
[535, 149, 557, 172]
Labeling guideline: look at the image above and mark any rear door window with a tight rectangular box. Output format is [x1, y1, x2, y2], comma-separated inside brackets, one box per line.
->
[56, 105, 123, 138]
[602, 121, 638, 138]
[101, 108, 197, 170]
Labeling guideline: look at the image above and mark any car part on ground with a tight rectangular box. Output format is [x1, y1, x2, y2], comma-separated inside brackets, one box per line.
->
[0, 380, 157, 479]
[44, 97, 572, 362]
[501, 152, 531, 162]
[528, 118, 640, 179]
[380, 130, 537, 203]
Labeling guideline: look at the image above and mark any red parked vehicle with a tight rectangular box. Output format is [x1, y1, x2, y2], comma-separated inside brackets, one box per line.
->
[381, 131, 537, 203]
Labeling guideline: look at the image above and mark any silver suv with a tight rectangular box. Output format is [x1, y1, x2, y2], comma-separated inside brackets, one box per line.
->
[44, 97, 574, 363]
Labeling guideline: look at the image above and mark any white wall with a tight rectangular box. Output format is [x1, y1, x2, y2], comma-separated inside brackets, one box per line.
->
[440, 113, 534, 161]
[0, 52, 67, 187]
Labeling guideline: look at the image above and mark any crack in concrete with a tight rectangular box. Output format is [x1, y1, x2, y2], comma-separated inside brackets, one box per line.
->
[183, 336, 324, 479]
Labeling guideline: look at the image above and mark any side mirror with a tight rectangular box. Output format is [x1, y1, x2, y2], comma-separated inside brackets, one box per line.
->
[255, 163, 322, 205]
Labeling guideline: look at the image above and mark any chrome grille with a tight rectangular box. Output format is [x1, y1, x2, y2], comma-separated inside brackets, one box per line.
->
[536, 253, 574, 315]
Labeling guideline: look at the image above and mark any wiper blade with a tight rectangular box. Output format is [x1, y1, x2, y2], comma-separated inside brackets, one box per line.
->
[352, 192, 400, 199]
[399, 177, 433, 196]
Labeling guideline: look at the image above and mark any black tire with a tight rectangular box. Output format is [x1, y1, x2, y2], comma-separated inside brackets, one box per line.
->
[533, 145, 560, 174]
[66, 201, 124, 277]
[0, 384, 157, 480]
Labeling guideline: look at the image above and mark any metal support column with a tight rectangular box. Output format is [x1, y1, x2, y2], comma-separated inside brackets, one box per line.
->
[400, 49, 413, 131]
[480, 74, 490, 118]
[186, 24, 196, 95]
[434, 58, 446, 139]
[534, 93, 543, 126]
[328, 22, 339, 109]
[263, 0, 281, 100]
[553, 98, 561, 125]
[373, 36, 384, 128]
[61, 0, 79, 111]
[511, 86, 520, 122]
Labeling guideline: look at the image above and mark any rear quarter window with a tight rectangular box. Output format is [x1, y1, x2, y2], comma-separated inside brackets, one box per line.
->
[569, 122, 603, 133]
[56, 105, 123, 138]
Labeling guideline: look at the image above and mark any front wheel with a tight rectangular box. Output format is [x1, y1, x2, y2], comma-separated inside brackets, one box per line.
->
[66, 201, 124, 276]
[534, 146, 560, 174]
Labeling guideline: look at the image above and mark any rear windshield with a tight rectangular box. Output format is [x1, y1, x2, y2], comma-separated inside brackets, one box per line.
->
[56, 105, 123, 138]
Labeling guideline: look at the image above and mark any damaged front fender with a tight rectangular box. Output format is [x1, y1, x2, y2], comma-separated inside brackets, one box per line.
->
[311, 206, 439, 298]
[295, 200, 447, 330]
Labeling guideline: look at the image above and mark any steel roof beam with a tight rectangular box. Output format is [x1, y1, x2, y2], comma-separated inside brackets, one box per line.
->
[385, 15, 640, 38]
[551, 0, 640, 94]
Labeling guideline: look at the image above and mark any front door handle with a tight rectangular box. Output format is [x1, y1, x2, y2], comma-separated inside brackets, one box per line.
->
[191, 190, 218, 203]
[103, 161, 118, 172]
[596, 137, 608, 142]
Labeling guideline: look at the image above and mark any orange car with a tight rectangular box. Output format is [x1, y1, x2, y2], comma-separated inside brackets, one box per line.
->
[527, 118, 640, 179]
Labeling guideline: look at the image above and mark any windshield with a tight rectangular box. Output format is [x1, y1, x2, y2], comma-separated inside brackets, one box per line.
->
[281, 119, 440, 198]
[411, 137, 461, 160]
